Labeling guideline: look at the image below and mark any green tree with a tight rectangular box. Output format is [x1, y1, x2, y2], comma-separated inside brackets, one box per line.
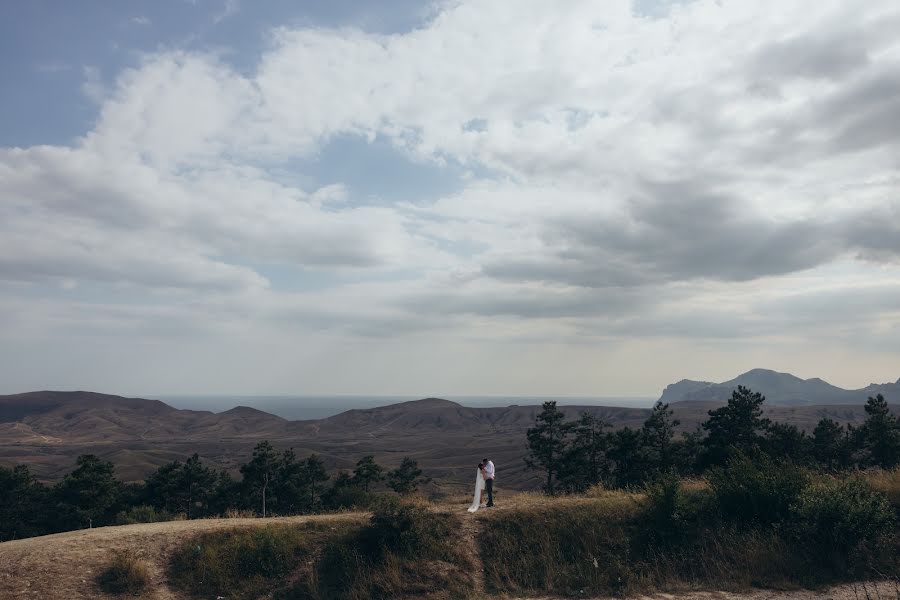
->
[525, 401, 572, 494]
[300, 454, 330, 509]
[765, 422, 812, 464]
[559, 412, 610, 492]
[640, 402, 680, 477]
[54, 454, 120, 529]
[387, 457, 430, 495]
[240, 441, 280, 517]
[702, 385, 771, 467]
[145, 454, 217, 518]
[812, 418, 849, 471]
[605, 427, 645, 488]
[857, 394, 900, 469]
[0, 465, 49, 541]
[352, 455, 384, 492]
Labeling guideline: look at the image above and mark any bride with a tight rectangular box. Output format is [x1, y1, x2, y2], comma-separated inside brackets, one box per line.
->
[467, 462, 486, 512]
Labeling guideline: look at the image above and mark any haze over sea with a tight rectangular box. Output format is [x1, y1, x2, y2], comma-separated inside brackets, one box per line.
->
[153, 395, 657, 420]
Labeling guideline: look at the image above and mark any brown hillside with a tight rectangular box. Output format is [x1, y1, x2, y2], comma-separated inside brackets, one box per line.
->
[0, 391, 891, 490]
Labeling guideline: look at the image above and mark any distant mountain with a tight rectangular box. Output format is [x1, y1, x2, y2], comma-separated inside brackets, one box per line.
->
[659, 368, 900, 406]
[0, 388, 892, 489]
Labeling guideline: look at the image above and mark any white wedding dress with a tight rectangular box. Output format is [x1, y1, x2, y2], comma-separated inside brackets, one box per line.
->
[467, 468, 485, 512]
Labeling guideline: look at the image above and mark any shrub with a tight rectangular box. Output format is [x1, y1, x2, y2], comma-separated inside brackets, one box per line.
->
[478, 498, 638, 595]
[360, 497, 454, 559]
[169, 525, 318, 599]
[114, 505, 176, 525]
[293, 499, 473, 600]
[790, 476, 896, 573]
[707, 454, 807, 526]
[644, 471, 687, 545]
[97, 550, 151, 595]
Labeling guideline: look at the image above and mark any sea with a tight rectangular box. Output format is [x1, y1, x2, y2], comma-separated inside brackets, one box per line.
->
[152, 394, 658, 420]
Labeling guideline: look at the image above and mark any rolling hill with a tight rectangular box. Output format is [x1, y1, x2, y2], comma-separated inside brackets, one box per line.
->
[0, 378, 895, 490]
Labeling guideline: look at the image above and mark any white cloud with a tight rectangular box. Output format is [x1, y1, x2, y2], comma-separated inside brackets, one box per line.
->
[3, 0, 900, 393]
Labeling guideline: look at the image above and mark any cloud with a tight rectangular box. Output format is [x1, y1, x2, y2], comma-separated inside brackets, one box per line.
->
[130, 16, 152, 26]
[3, 0, 900, 394]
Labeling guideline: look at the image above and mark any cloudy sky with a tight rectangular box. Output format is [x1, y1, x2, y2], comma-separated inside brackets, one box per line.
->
[2, 0, 899, 398]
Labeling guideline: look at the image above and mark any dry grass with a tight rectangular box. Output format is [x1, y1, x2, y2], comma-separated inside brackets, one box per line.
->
[863, 468, 900, 508]
[96, 549, 151, 596]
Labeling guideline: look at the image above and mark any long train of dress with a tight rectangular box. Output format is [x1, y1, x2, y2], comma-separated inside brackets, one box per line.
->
[467, 468, 485, 512]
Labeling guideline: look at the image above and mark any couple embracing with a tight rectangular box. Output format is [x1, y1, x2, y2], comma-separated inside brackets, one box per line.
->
[467, 457, 495, 513]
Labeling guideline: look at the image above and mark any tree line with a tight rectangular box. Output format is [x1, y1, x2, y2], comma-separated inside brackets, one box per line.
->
[0, 442, 429, 542]
[526, 388, 900, 493]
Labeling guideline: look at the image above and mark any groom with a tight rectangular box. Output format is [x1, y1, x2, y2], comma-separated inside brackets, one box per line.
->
[481, 457, 495, 507]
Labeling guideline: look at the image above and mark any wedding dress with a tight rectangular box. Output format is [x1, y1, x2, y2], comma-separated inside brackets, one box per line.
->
[467, 468, 485, 513]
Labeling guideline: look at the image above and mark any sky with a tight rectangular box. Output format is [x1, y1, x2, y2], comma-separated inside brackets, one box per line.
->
[2, 0, 899, 398]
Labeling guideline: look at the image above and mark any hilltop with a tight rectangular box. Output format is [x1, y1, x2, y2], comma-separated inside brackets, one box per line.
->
[660, 368, 900, 406]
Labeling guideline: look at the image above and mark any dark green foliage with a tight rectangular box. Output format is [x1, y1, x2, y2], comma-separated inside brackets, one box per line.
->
[114, 504, 176, 525]
[0, 464, 49, 541]
[351, 455, 383, 492]
[145, 453, 217, 518]
[525, 400, 572, 494]
[641, 402, 680, 476]
[297, 499, 472, 600]
[322, 471, 376, 510]
[790, 477, 896, 573]
[643, 471, 688, 546]
[240, 440, 280, 516]
[386, 457, 430, 495]
[708, 453, 807, 526]
[169, 525, 318, 599]
[559, 412, 610, 492]
[606, 427, 645, 488]
[702, 385, 771, 467]
[813, 418, 851, 471]
[765, 422, 813, 464]
[857, 394, 900, 468]
[53, 454, 121, 529]
[97, 550, 151, 596]
[478, 498, 638, 595]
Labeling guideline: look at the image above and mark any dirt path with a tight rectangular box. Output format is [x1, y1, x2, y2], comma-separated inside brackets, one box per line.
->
[0, 513, 365, 600]
[458, 510, 487, 594]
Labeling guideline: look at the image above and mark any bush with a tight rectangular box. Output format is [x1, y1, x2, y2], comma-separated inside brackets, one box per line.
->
[644, 471, 687, 545]
[114, 505, 177, 525]
[790, 476, 896, 573]
[478, 497, 638, 595]
[169, 525, 318, 599]
[361, 497, 455, 559]
[97, 550, 151, 595]
[293, 499, 474, 600]
[707, 454, 807, 526]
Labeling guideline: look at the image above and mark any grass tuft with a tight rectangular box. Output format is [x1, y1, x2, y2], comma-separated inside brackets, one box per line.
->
[96, 550, 151, 596]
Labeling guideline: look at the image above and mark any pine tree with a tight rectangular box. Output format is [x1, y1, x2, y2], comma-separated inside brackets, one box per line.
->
[54, 454, 120, 529]
[559, 412, 610, 492]
[300, 454, 330, 509]
[387, 457, 430, 495]
[702, 385, 771, 467]
[240, 441, 280, 517]
[858, 394, 900, 468]
[640, 402, 680, 476]
[352, 455, 384, 492]
[812, 418, 847, 471]
[525, 401, 572, 494]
